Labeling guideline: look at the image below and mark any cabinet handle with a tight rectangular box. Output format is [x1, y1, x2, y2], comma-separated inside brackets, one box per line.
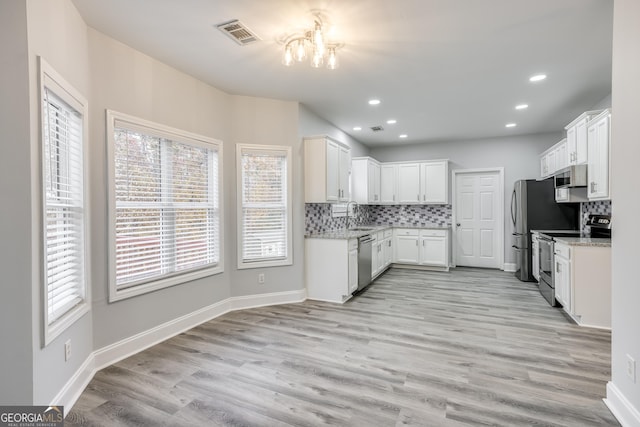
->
[417, 194, 420, 201]
[556, 263, 560, 273]
[423, 194, 426, 201]
[393, 195, 395, 201]
[415, 240, 418, 246]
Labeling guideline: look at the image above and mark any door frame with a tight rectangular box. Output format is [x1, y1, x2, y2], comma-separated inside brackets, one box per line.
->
[451, 168, 505, 270]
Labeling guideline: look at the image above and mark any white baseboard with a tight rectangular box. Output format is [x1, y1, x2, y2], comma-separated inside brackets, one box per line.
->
[55, 289, 306, 412]
[51, 353, 96, 412]
[503, 263, 517, 272]
[604, 381, 640, 427]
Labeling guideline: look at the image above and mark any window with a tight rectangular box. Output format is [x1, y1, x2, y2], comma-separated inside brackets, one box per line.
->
[40, 58, 90, 344]
[237, 145, 292, 269]
[107, 111, 223, 301]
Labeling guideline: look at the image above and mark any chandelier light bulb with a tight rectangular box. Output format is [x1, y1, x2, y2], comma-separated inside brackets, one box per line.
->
[295, 39, 306, 62]
[313, 22, 325, 57]
[282, 45, 294, 66]
[311, 50, 323, 68]
[327, 47, 338, 70]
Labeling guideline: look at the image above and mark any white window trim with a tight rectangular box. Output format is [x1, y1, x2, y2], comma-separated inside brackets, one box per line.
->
[39, 57, 91, 346]
[236, 144, 293, 269]
[106, 110, 224, 302]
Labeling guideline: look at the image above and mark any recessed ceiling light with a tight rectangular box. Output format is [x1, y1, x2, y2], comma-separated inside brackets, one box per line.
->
[353, 126, 362, 131]
[505, 123, 517, 128]
[399, 134, 408, 138]
[515, 104, 529, 110]
[368, 99, 381, 105]
[529, 74, 547, 82]
[387, 119, 397, 124]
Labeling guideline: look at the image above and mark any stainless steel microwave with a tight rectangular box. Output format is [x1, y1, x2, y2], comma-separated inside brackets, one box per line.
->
[554, 165, 587, 188]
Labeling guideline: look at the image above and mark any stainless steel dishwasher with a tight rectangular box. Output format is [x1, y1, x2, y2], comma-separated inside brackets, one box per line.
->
[356, 234, 374, 292]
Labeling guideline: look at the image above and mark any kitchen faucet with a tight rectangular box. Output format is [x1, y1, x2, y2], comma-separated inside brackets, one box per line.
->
[345, 201, 357, 229]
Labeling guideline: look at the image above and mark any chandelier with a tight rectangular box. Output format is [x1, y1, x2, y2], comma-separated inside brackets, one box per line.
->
[281, 14, 342, 70]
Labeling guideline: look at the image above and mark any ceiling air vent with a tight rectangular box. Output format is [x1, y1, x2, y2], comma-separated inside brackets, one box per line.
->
[216, 20, 260, 46]
[370, 126, 385, 132]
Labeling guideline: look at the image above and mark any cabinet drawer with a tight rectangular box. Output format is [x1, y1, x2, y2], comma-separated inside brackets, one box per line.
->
[383, 229, 393, 239]
[348, 239, 358, 251]
[554, 243, 571, 259]
[421, 229, 447, 237]
[395, 228, 419, 236]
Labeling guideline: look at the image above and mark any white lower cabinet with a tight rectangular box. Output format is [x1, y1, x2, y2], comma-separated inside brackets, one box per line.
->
[554, 240, 611, 329]
[372, 229, 393, 279]
[554, 242, 571, 310]
[306, 238, 358, 303]
[531, 232, 540, 281]
[420, 231, 448, 267]
[393, 228, 449, 269]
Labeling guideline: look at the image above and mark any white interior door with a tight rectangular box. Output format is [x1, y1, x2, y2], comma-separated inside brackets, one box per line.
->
[455, 171, 501, 268]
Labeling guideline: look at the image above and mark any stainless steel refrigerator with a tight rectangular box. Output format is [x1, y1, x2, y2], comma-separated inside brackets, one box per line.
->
[511, 179, 579, 281]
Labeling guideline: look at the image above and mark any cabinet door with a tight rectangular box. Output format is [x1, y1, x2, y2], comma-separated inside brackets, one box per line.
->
[376, 242, 385, 272]
[575, 119, 589, 165]
[395, 235, 420, 263]
[371, 239, 379, 276]
[367, 161, 381, 203]
[555, 256, 571, 311]
[555, 141, 568, 171]
[348, 248, 358, 294]
[566, 126, 577, 165]
[421, 162, 447, 204]
[384, 238, 393, 267]
[587, 114, 610, 200]
[420, 236, 447, 266]
[325, 141, 340, 202]
[397, 163, 421, 203]
[532, 240, 540, 281]
[339, 146, 351, 202]
[540, 156, 548, 178]
[380, 164, 397, 203]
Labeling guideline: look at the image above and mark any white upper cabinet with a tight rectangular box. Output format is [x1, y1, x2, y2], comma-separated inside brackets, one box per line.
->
[380, 164, 398, 203]
[587, 109, 611, 200]
[397, 163, 422, 203]
[368, 161, 381, 203]
[420, 161, 449, 204]
[565, 110, 603, 166]
[553, 139, 569, 172]
[353, 158, 449, 205]
[351, 157, 380, 204]
[304, 136, 351, 203]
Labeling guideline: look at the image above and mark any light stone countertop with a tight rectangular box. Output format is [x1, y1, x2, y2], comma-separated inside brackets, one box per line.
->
[305, 224, 451, 240]
[552, 236, 611, 247]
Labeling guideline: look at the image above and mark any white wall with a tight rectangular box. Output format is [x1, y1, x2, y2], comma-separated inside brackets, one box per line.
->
[86, 28, 234, 350]
[371, 133, 562, 265]
[607, 0, 640, 424]
[228, 96, 304, 297]
[298, 104, 370, 157]
[25, 0, 94, 404]
[0, 0, 34, 405]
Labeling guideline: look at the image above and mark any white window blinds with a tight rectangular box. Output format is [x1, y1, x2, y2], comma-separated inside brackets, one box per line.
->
[43, 87, 86, 326]
[238, 146, 292, 267]
[110, 114, 221, 297]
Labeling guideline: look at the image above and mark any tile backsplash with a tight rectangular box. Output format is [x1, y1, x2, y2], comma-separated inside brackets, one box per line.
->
[305, 203, 451, 235]
[305, 203, 372, 235]
[581, 200, 612, 234]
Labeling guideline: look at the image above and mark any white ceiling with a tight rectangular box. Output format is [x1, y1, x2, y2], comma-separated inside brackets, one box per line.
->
[71, 0, 613, 147]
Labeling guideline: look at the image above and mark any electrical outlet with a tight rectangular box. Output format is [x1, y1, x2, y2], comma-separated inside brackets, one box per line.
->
[64, 340, 71, 362]
[258, 273, 265, 284]
[626, 354, 636, 383]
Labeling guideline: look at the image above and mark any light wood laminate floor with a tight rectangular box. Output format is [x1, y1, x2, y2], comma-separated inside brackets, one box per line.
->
[67, 268, 619, 426]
